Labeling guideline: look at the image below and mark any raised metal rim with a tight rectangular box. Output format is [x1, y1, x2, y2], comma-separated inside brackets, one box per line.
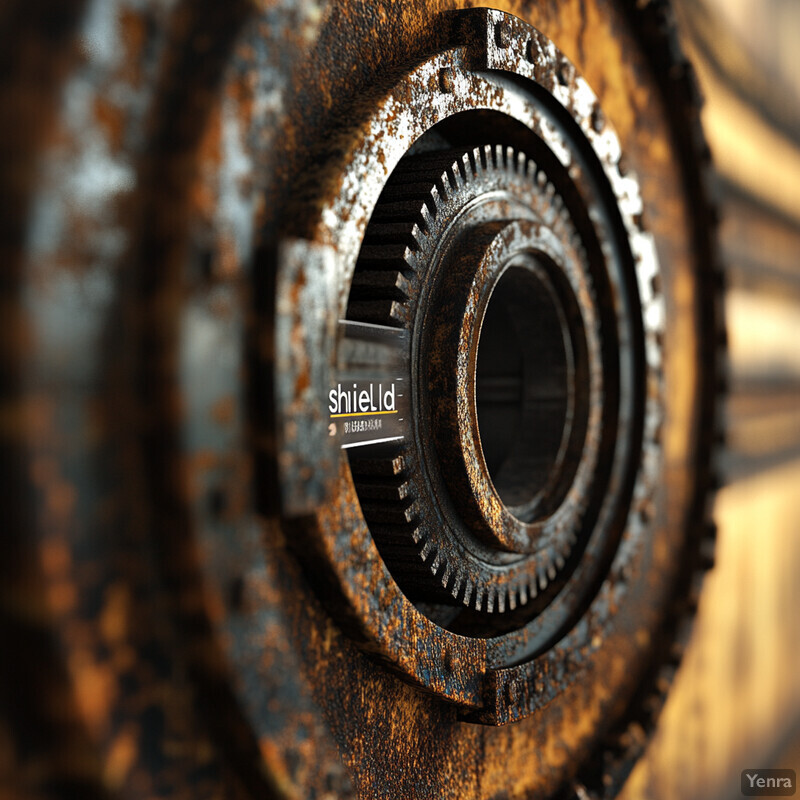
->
[274, 8, 666, 723]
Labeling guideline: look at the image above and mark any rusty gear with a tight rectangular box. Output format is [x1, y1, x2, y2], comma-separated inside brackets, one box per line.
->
[347, 143, 604, 625]
[0, 1, 725, 799]
[302, 11, 670, 719]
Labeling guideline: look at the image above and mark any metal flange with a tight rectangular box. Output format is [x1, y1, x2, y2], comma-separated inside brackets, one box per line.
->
[274, 8, 666, 725]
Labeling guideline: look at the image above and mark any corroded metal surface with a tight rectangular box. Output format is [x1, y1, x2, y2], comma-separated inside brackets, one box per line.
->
[0, 0, 730, 798]
[272, 13, 675, 733]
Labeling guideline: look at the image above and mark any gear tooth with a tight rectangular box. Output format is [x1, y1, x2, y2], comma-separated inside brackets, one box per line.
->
[508, 590, 517, 611]
[349, 269, 411, 302]
[537, 168, 547, 188]
[358, 243, 412, 263]
[497, 591, 506, 614]
[404, 250, 422, 276]
[369, 199, 433, 225]
[449, 160, 464, 189]
[538, 570, 549, 592]
[518, 584, 528, 606]
[346, 298, 407, 327]
[461, 580, 472, 608]
[430, 550, 443, 574]
[556, 538, 571, 561]
[547, 562, 557, 581]
[494, 143, 503, 167]
[351, 473, 413, 502]
[371, 524, 426, 564]
[469, 147, 480, 175]
[529, 578, 538, 600]
[458, 153, 470, 183]
[420, 203, 435, 233]
[439, 169, 453, 201]
[411, 528, 424, 545]
[567, 531, 578, 548]
[516, 150, 527, 174]
[441, 562, 453, 589]
[449, 164, 461, 190]
[383, 180, 441, 202]
[359, 497, 417, 525]
[358, 219, 419, 247]
[348, 450, 406, 478]
[427, 185, 441, 215]
[506, 145, 516, 170]
[485, 590, 495, 614]
[420, 539, 433, 560]
[450, 572, 463, 601]
[481, 144, 492, 169]
[474, 586, 484, 612]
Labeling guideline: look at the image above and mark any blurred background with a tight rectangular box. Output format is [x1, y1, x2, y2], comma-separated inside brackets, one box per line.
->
[622, 0, 800, 796]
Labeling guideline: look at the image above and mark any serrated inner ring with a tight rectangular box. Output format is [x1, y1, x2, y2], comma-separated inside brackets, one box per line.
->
[345, 139, 607, 632]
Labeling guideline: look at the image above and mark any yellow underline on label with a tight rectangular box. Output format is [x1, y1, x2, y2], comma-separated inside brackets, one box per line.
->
[329, 410, 399, 418]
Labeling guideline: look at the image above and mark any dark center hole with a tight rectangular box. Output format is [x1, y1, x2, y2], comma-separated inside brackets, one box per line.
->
[475, 262, 576, 515]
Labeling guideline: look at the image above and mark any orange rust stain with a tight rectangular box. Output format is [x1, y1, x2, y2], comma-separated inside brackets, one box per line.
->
[100, 584, 130, 646]
[103, 725, 137, 790]
[201, 582, 226, 625]
[40, 538, 71, 576]
[93, 96, 126, 153]
[289, 267, 307, 306]
[226, 67, 256, 133]
[294, 370, 310, 396]
[71, 653, 116, 738]
[259, 739, 303, 800]
[119, 8, 149, 88]
[192, 105, 222, 220]
[47, 579, 77, 615]
[191, 449, 219, 472]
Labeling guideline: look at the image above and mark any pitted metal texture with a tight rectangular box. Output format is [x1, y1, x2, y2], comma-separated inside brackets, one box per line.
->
[277, 9, 667, 723]
[2, 1, 725, 798]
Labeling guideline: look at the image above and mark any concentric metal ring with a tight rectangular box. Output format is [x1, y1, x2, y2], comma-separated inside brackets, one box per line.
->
[285, 8, 666, 723]
[347, 144, 608, 627]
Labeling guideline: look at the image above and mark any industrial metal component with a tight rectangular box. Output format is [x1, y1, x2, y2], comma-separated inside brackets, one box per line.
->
[274, 9, 668, 726]
[348, 146, 603, 622]
[1, 0, 728, 798]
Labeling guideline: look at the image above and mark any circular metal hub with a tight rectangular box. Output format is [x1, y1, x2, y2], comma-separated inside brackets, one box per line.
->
[431, 222, 589, 540]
